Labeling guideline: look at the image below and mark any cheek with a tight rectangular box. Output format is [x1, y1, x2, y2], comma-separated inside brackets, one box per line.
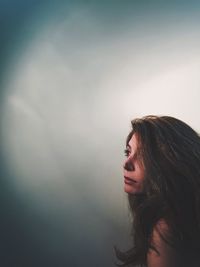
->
[139, 172, 145, 181]
[136, 162, 145, 180]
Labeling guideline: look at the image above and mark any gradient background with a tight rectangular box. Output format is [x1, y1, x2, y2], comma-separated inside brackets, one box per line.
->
[0, 1, 200, 266]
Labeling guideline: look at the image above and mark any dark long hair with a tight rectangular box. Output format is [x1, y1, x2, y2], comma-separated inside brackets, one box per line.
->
[116, 115, 200, 267]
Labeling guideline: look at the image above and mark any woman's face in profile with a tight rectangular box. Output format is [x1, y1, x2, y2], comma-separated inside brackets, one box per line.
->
[123, 134, 145, 194]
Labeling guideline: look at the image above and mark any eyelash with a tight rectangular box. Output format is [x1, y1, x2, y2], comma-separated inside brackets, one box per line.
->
[124, 149, 130, 157]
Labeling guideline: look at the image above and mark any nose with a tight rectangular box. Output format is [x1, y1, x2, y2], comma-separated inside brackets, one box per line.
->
[123, 158, 134, 171]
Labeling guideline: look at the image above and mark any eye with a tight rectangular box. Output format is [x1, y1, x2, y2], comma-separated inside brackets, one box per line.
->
[124, 148, 130, 157]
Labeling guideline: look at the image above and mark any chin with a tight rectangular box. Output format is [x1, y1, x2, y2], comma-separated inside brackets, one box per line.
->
[124, 183, 141, 194]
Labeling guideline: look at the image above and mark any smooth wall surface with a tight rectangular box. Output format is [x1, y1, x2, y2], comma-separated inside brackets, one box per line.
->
[0, 1, 200, 266]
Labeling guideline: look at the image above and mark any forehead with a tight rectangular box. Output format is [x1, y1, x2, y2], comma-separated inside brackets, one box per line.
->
[127, 134, 138, 150]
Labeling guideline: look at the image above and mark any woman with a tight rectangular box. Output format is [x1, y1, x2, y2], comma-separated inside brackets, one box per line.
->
[116, 115, 200, 267]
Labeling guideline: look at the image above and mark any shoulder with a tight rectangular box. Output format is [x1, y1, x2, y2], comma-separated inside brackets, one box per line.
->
[147, 219, 172, 267]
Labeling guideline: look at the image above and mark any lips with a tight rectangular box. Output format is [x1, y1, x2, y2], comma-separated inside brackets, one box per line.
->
[124, 176, 137, 184]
